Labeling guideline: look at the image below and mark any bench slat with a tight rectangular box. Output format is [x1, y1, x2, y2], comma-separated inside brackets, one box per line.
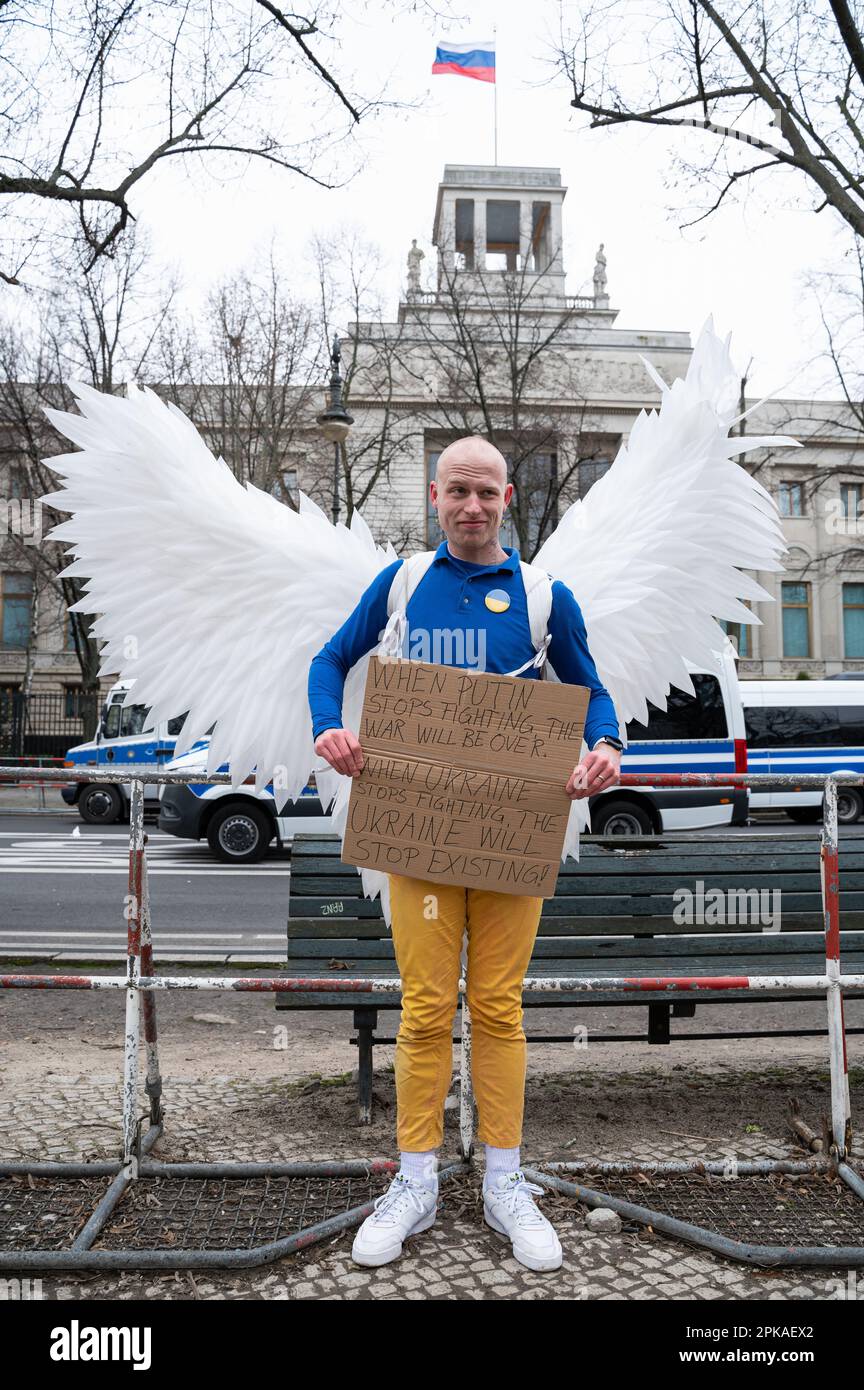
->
[287, 956, 864, 978]
[286, 912, 864, 937]
[287, 932, 864, 961]
[288, 891, 864, 920]
[289, 869, 864, 898]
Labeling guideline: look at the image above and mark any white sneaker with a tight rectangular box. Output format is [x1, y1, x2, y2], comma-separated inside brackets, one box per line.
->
[351, 1173, 438, 1267]
[483, 1170, 563, 1272]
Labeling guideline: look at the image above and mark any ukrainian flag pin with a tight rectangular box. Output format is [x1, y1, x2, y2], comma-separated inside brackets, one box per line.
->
[485, 588, 510, 613]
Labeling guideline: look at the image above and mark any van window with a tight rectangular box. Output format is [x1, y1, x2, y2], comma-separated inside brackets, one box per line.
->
[625, 674, 727, 741]
[104, 702, 150, 739]
[167, 712, 188, 736]
[745, 703, 864, 748]
[840, 706, 864, 743]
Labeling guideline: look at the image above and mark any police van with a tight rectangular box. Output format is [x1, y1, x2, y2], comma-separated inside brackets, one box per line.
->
[159, 638, 747, 849]
[63, 679, 329, 850]
[742, 678, 864, 825]
[61, 680, 186, 823]
[158, 745, 331, 863]
[589, 638, 748, 834]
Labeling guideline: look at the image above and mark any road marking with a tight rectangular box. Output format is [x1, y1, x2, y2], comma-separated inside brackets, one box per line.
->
[0, 866, 291, 875]
[0, 930, 252, 940]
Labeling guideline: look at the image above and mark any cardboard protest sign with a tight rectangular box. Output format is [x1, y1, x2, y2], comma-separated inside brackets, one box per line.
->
[341, 656, 589, 897]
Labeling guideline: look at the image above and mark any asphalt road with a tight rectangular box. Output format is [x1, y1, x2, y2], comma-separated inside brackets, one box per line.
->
[0, 808, 860, 963]
[0, 811, 292, 962]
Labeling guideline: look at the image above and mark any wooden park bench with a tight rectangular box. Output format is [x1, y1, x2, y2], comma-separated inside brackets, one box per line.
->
[276, 830, 864, 1124]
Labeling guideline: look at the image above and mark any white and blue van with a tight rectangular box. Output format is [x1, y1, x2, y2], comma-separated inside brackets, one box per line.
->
[162, 640, 746, 847]
[741, 678, 864, 825]
[61, 680, 186, 823]
[589, 638, 748, 834]
[63, 679, 329, 853]
[158, 745, 331, 863]
[164, 636, 746, 851]
[67, 646, 746, 843]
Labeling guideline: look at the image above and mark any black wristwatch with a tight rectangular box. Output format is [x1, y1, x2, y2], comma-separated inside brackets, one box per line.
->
[594, 736, 624, 752]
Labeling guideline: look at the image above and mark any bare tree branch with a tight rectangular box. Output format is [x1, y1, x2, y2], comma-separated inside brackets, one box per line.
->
[0, 1, 422, 282]
[554, 0, 864, 239]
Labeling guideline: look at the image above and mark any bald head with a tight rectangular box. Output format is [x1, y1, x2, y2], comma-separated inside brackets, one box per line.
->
[430, 435, 513, 561]
[435, 435, 508, 488]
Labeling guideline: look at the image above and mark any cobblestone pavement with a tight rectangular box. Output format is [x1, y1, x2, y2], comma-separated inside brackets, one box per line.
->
[1, 1074, 862, 1301]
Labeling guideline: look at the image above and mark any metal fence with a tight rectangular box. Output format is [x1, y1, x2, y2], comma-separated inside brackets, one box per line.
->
[0, 689, 99, 759]
[0, 764, 862, 1270]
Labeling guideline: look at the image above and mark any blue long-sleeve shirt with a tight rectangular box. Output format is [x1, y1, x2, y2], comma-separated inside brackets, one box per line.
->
[308, 540, 621, 749]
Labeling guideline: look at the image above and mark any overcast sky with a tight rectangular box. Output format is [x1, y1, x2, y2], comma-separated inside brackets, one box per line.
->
[130, 1, 851, 403]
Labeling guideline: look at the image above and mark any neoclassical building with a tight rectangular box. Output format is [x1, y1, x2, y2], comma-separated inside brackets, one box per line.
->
[3, 160, 864, 725]
[344, 162, 864, 680]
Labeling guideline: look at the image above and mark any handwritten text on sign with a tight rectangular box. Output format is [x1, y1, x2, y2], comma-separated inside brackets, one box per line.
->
[341, 657, 589, 896]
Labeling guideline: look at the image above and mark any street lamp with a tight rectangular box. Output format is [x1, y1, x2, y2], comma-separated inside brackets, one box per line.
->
[316, 335, 354, 525]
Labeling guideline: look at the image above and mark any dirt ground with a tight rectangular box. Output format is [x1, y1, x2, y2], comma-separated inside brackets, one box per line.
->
[0, 963, 860, 1159]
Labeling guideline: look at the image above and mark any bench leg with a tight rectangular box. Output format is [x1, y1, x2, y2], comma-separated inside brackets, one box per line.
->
[648, 1004, 671, 1044]
[354, 1008, 377, 1127]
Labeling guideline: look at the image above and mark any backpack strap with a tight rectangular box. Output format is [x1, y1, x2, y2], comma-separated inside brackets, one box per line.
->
[503, 561, 554, 678]
[378, 551, 437, 659]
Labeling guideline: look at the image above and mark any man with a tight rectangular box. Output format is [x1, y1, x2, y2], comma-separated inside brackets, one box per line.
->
[308, 436, 623, 1273]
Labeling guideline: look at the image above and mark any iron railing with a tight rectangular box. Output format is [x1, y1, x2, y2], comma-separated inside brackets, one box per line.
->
[0, 764, 861, 1269]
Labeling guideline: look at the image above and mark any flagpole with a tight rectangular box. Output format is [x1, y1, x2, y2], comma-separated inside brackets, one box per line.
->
[493, 26, 498, 164]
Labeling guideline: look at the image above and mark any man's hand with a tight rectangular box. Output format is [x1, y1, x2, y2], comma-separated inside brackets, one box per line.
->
[315, 727, 365, 777]
[566, 745, 621, 800]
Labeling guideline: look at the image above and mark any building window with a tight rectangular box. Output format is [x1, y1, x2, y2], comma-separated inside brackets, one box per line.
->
[720, 613, 751, 657]
[271, 468, 297, 503]
[8, 468, 26, 500]
[426, 451, 444, 547]
[778, 481, 803, 517]
[576, 457, 611, 499]
[1, 572, 33, 649]
[782, 581, 810, 658]
[512, 453, 557, 552]
[63, 685, 85, 719]
[454, 199, 475, 271]
[485, 200, 520, 271]
[530, 202, 551, 271]
[841, 484, 863, 520]
[843, 583, 864, 658]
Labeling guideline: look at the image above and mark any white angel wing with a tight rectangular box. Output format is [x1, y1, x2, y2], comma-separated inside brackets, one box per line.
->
[39, 379, 399, 811]
[535, 315, 796, 732]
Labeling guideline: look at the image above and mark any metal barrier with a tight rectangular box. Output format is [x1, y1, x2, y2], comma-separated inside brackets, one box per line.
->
[0, 754, 68, 806]
[0, 764, 862, 1270]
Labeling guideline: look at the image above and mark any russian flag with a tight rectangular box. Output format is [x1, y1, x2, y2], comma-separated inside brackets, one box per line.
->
[432, 38, 496, 84]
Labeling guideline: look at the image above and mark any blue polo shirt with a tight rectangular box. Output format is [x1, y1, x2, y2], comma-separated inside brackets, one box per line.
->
[307, 540, 621, 749]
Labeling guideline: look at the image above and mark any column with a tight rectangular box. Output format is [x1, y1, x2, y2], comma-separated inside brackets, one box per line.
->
[549, 201, 564, 275]
[475, 198, 487, 271]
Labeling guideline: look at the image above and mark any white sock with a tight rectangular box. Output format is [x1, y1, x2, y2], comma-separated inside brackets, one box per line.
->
[399, 1149, 439, 1192]
[484, 1144, 521, 1190]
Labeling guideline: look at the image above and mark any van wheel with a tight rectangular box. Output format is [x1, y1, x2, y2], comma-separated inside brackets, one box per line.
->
[786, 807, 822, 824]
[591, 799, 654, 836]
[79, 784, 124, 824]
[835, 789, 863, 824]
[206, 802, 273, 863]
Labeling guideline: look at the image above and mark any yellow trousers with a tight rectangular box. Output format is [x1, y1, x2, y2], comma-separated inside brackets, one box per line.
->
[387, 873, 544, 1151]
